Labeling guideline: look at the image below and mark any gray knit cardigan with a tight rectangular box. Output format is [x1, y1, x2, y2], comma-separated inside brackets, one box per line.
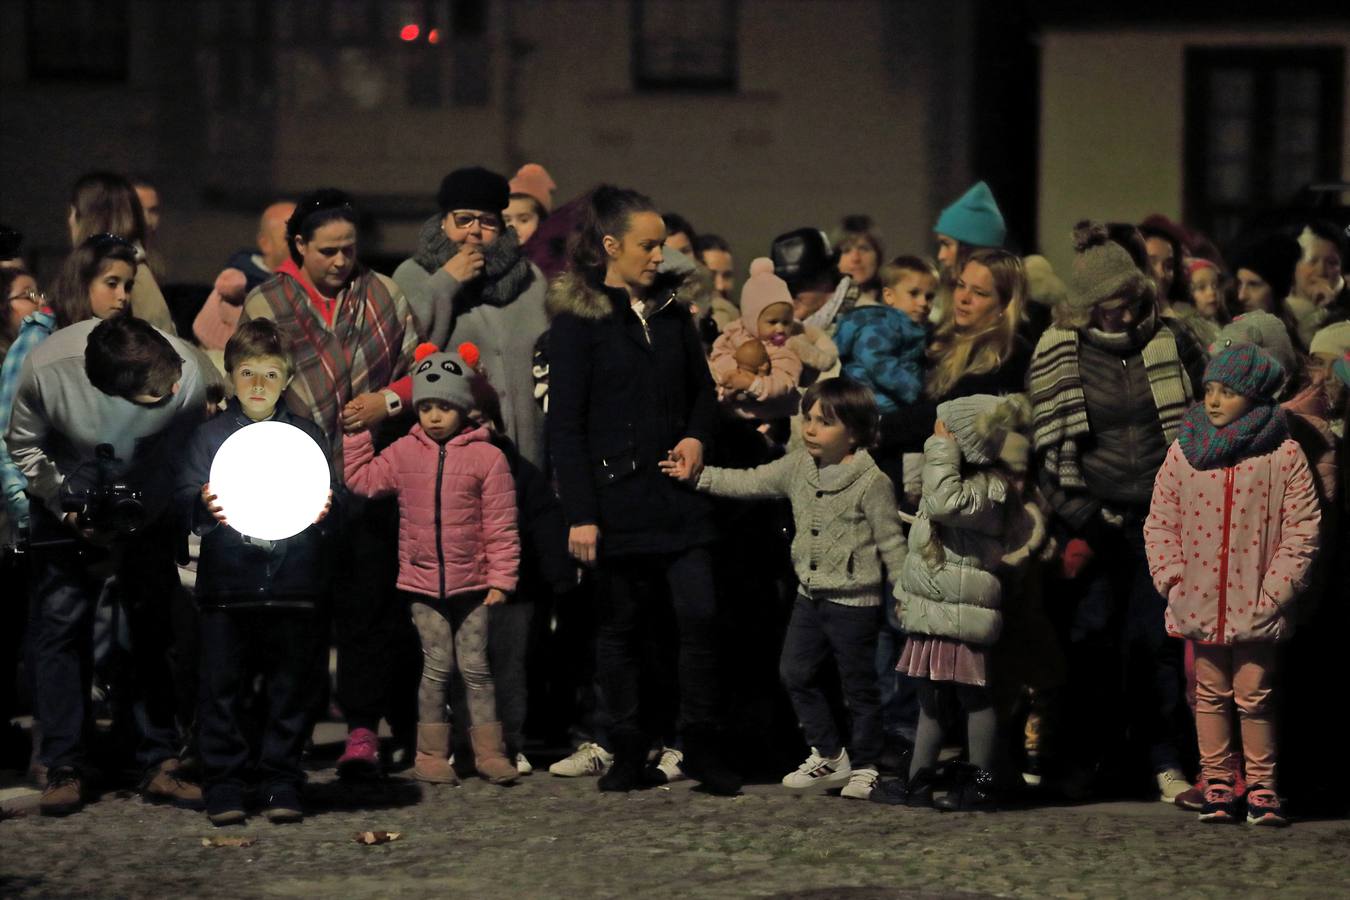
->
[697, 449, 907, 606]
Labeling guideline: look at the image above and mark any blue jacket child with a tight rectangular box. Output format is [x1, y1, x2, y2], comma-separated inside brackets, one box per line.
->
[834, 305, 928, 415]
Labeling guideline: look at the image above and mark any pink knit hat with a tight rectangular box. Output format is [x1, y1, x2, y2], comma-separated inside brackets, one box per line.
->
[509, 163, 557, 213]
[1187, 257, 1218, 277]
[739, 257, 794, 333]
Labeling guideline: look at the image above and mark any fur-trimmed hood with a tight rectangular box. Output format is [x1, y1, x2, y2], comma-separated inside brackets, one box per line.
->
[545, 269, 696, 322]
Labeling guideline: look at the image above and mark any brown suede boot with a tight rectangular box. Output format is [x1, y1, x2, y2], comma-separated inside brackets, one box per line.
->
[413, 723, 459, 784]
[469, 722, 518, 784]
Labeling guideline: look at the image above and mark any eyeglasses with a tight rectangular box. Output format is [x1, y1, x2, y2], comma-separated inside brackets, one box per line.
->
[449, 211, 502, 231]
[7, 288, 44, 304]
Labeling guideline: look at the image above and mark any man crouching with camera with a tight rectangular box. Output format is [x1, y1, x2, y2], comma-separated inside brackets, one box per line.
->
[7, 314, 219, 816]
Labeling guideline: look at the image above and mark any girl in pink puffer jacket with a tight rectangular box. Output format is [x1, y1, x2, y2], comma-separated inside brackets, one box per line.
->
[1145, 343, 1320, 827]
[344, 345, 521, 786]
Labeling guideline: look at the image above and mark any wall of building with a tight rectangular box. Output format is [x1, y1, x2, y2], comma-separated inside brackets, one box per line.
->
[1038, 26, 1350, 275]
[0, 0, 976, 288]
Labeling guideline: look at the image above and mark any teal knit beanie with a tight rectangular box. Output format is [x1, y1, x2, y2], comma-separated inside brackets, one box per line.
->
[1203, 343, 1285, 402]
[934, 181, 1006, 249]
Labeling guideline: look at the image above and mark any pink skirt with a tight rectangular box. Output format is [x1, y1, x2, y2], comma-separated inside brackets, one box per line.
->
[898, 635, 988, 687]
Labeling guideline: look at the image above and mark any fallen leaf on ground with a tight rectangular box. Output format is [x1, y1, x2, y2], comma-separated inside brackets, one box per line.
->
[201, 836, 257, 848]
[353, 831, 402, 845]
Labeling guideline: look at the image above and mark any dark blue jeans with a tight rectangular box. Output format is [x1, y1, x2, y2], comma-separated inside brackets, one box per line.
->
[198, 607, 320, 790]
[1063, 513, 1186, 778]
[780, 594, 883, 769]
[30, 507, 182, 773]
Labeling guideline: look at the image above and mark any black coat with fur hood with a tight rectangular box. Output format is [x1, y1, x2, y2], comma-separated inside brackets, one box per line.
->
[545, 270, 717, 557]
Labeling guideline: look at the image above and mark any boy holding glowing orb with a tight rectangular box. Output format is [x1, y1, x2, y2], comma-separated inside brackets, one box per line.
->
[177, 320, 333, 826]
[343, 343, 521, 786]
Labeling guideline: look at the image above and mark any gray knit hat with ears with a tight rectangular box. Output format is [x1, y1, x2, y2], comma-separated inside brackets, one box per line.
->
[1066, 221, 1151, 310]
[936, 394, 1031, 465]
[412, 349, 476, 411]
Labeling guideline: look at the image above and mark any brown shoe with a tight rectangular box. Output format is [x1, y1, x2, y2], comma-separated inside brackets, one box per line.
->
[413, 723, 460, 785]
[40, 767, 84, 817]
[141, 759, 205, 809]
[469, 722, 519, 785]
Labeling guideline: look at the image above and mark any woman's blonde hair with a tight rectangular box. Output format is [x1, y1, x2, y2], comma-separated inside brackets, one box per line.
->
[925, 248, 1025, 398]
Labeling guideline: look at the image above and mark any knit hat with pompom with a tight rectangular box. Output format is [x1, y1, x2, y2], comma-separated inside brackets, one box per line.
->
[739, 257, 795, 333]
[412, 342, 478, 410]
[935, 393, 1031, 466]
[1065, 220, 1151, 311]
[1203, 342, 1285, 403]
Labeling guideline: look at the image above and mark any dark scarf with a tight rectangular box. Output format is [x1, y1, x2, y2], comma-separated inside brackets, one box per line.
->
[1178, 401, 1289, 470]
[411, 215, 534, 307]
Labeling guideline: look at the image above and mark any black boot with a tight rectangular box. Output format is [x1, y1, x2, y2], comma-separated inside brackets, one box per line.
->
[598, 732, 652, 793]
[936, 766, 997, 812]
[870, 766, 937, 806]
[679, 727, 742, 796]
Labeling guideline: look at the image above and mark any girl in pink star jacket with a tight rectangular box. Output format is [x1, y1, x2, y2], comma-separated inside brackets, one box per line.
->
[1145, 343, 1320, 827]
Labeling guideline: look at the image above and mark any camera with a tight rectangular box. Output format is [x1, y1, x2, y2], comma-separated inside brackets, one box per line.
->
[59, 443, 146, 535]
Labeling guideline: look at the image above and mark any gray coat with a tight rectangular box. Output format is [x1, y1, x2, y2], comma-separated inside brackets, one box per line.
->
[898, 435, 1009, 645]
[698, 449, 907, 606]
[393, 251, 549, 471]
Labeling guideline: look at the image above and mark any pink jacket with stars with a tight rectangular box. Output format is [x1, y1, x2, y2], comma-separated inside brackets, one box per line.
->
[1144, 439, 1320, 644]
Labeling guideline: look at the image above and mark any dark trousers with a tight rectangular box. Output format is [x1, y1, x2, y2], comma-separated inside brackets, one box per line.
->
[1060, 514, 1187, 779]
[30, 507, 181, 772]
[779, 594, 883, 768]
[198, 607, 319, 790]
[594, 547, 719, 740]
[331, 493, 418, 735]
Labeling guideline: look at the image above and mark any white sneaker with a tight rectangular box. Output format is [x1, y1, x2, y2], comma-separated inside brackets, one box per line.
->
[547, 742, 613, 777]
[840, 766, 879, 800]
[656, 747, 687, 783]
[781, 748, 851, 792]
[1156, 767, 1189, 804]
[515, 753, 533, 776]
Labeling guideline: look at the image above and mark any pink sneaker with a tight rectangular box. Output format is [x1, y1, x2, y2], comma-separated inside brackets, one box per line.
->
[337, 727, 381, 780]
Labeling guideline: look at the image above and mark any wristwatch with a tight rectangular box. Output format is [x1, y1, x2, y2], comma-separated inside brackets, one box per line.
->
[383, 390, 403, 416]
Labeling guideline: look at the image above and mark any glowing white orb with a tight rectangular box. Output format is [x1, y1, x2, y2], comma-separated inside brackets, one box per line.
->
[208, 420, 330, 541]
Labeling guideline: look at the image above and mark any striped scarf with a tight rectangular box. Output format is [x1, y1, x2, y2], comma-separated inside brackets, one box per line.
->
[1028, 320, 1191, 491]
[252, 261, 414, 445]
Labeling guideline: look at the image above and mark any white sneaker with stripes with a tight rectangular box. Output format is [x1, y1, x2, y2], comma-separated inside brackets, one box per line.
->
[781, 748, 851, 792]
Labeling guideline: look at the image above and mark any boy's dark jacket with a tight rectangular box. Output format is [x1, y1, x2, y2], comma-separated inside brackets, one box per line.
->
[176, 397, 334, 609]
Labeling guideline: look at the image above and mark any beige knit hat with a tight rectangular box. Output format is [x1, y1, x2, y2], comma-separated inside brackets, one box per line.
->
[1065, 221, 1151, 310]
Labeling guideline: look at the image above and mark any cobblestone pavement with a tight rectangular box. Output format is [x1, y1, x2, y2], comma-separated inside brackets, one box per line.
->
[3, 760, 1349, 900]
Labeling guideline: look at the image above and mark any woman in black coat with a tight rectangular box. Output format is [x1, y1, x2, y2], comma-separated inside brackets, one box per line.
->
[545, 185, 738, 794]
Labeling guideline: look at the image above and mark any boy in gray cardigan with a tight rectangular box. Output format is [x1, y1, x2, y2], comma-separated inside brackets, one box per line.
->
[664, 378, 906, 800]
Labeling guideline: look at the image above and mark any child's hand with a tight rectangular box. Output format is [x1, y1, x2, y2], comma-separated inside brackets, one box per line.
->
[663, 438, 705, 483]
[934, 420, 951, 439]
[484, 588, 508, 606]
[201, 482, 228, 525]
[659, 452, 694, 482]
[314, 489, 334, 525]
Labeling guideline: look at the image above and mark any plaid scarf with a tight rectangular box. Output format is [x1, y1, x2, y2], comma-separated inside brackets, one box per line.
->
[1029, 319, 1191, 491]
[253, 260, 415, 444]
[1178, 402, 1288, 470]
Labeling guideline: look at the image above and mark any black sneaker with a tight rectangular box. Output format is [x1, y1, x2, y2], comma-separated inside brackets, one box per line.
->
[206, 783, 247, 827]
[262, 783, 304, 824]
[1198, 779, 1238, 824]
[936, 767, 998, 812]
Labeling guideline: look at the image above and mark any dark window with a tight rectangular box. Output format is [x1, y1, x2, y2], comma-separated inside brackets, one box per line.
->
[1184, 47, 1345, 246]
[632, 0, 737, 92]
[26, 0, 129, 82]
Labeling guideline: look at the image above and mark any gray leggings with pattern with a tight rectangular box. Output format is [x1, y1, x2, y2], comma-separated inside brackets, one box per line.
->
[405, 591, 498, 727]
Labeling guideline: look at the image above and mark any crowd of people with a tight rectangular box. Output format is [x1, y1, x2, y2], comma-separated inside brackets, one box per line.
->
[1, 165, 1347, 831]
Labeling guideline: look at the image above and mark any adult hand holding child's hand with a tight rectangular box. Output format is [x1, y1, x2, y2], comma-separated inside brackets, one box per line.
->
[343, 393, 388, 433]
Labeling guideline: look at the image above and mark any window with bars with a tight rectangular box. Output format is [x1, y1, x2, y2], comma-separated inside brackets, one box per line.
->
[1184, 47, 1345, 246]
[632, 0, 737, 92]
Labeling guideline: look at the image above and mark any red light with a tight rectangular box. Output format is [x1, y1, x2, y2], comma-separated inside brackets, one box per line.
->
[428, 28, 441, 44]
[400, 23, 420, 42]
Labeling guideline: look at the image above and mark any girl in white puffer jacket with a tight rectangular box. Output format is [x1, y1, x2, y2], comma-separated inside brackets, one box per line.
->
[890, 393, 1029, 812]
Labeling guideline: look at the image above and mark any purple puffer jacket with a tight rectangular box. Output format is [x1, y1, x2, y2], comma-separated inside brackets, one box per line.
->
[343, 425, 519, 600]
